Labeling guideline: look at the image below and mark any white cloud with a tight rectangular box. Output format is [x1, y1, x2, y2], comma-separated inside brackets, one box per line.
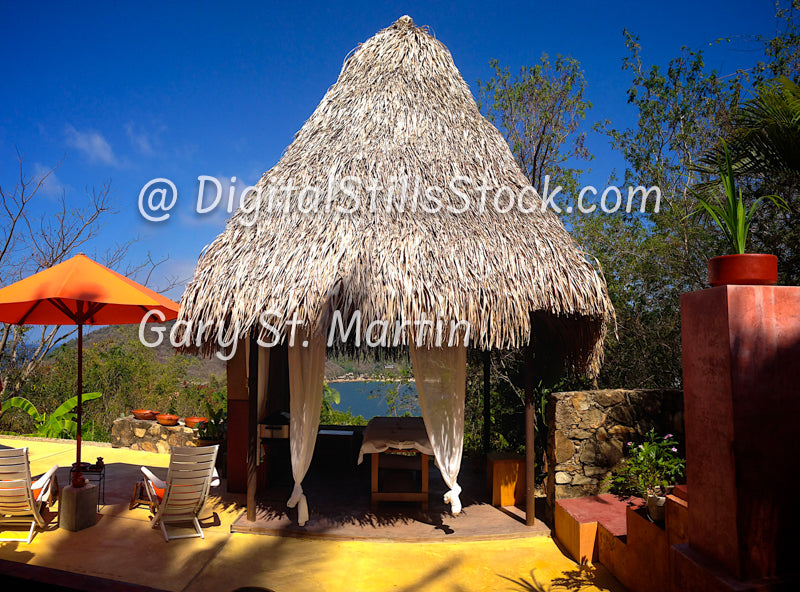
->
[64, 124, 119, 166]
[125, 123, 154, 156]
[32, 162, 67, 197]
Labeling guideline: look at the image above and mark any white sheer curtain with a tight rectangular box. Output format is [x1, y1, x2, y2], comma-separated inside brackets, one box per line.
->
[408, 343, 467, 514]
[287, 328, 326, 525]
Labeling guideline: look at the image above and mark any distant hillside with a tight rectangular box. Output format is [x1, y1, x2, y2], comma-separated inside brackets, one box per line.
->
[57, 325, 410, 382]
[56, 324, 226, 383]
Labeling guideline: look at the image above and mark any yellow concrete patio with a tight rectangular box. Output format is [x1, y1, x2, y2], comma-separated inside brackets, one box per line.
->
[0, 436, 626, 591]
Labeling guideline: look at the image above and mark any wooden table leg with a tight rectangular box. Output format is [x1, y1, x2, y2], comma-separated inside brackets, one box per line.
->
[371, 452, 379, 510]
[129, 481, 141, 510]
[49, 474, 60, 507]
[421, 453, 429, 511]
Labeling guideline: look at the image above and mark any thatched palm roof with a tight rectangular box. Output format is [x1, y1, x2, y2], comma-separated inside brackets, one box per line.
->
[178, 16, 613, 376]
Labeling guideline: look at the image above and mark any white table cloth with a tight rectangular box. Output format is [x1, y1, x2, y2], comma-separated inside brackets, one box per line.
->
[357, 416, 433, 464]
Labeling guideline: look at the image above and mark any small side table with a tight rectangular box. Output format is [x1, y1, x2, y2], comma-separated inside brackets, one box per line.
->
[486, 452, 525, 507]
[69, 464, 105, 509]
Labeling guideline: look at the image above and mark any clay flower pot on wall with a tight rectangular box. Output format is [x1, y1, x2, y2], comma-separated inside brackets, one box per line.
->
[708, 254, 778, 287]
[156, 413, 179, 426]
[132, 409, 158, 420]
[184, 416, 208, 429]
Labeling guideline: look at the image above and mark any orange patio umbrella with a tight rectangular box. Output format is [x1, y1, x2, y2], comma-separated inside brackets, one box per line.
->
[0, 253, 180, 487]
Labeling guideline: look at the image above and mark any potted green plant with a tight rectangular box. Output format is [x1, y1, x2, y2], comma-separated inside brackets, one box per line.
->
[196, 403, 226, 447]
[605, 430, 685, 522]
[693, 141, 788, 286]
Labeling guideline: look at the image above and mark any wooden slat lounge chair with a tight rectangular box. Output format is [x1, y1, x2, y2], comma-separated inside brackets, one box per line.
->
[0, 447, 58, 543]
[140, 445, 219, 542]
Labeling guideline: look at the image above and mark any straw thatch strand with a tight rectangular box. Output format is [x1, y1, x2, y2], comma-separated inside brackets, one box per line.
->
[178, 16, 614, 376]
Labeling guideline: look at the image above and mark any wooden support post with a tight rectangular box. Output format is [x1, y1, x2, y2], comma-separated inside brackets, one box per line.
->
[524, 344, 536, 527]
[226, 339, 249, 493]
[483, 350, 491, 453]
[256, 347, 269, 490]
[246, 337, 259, 522]
[421, 453, 429, 512]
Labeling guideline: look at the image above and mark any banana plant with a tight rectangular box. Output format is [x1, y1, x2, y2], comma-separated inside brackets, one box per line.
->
[0, 392, 102, 439]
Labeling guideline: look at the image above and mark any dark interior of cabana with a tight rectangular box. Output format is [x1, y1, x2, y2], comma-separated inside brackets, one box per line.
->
[224, 311, 596, 539]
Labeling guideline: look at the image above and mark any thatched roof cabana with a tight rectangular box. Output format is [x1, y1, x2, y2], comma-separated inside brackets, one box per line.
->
[178, 16, 615, 527]
[179, 15, 612, 376]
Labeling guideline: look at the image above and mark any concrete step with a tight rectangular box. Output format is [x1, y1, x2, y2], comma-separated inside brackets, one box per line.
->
[553, 493, 643, 564]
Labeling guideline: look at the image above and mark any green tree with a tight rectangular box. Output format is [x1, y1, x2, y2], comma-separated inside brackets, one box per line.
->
[368, 366, 416, 417]
[478, 54, 592, 200]
[752, 0, 800, 84]
[0, 152, 176, 405]
[700, 77, 800, 183]
[0, 325, 208, 440]
[474, 53, 598, 467]
[0, 154, 114, 401]
[573, 32, 742, 388]
[321, 381, 341, 417]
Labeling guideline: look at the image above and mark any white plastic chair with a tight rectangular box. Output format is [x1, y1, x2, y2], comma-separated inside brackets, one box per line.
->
[140, 445, 219, 542]
[0, 447, 58, 543]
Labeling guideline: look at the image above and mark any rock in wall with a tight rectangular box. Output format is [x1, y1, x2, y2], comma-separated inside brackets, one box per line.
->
[545, 389, 683, 514]
[111, 416, 198, 453]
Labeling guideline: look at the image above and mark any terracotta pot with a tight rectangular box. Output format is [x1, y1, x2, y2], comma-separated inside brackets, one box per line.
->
[646, 493, 666, 522]
[132, 409, 158, 420]
[708, 254, 778, 287]
[184, 416, 208, 429]
[156, 413, 179, 426]
[196, 438, 222, 447]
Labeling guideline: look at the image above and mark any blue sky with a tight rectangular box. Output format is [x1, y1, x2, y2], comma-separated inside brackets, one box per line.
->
[0, 1, 779, 298]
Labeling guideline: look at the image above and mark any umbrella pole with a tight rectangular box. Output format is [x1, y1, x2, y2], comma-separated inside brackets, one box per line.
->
[73, 322, 84, 488]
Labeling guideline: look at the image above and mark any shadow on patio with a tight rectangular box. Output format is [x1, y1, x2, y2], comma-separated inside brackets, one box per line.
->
[233, 447, 549, 540]
[1, 436, 625, 592]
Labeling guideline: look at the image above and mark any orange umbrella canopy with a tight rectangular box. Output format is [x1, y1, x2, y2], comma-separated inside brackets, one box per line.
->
[0, 253, 179, 488]
[0, 253, 179, 325]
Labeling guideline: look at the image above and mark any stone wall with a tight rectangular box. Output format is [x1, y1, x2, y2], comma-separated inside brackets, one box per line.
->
[545, 389, 683, 513]
[111, 416, 198, 453]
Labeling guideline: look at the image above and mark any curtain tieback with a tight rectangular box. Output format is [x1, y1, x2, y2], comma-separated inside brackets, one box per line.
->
[287, 481, 309, 526]
[443, 482, 462, 515]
